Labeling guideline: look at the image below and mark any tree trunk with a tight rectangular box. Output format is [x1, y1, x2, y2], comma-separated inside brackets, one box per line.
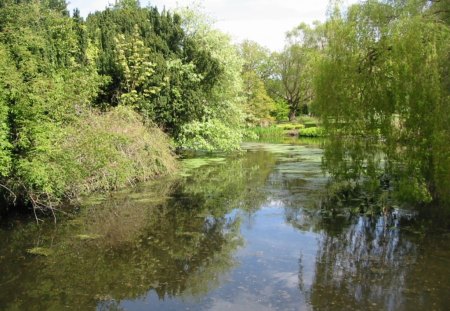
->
[288, 109, 296, 122]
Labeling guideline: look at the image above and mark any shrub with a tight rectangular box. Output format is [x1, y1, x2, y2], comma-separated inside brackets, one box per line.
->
[299, 127, 325, 137]
[178, 119, 243, 152]
[9, 106, 177, 209]
[276, 123, 305, 130]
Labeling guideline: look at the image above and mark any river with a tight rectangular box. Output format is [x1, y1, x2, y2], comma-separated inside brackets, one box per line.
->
[1, 142, 449, 310]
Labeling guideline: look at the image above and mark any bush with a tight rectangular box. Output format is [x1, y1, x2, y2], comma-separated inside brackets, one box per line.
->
[299, 127, 325, 137]
[271, 100, 290, 121]
[8, 106, 177, 209]
[276, 123, 305, 130]
[178, 119, 243, 152]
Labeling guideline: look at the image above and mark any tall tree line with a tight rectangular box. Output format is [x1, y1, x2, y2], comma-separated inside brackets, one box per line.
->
[0, 0, 245, 212]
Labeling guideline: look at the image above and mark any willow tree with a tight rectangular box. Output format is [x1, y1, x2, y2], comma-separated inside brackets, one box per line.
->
[315, 0, 450, 204]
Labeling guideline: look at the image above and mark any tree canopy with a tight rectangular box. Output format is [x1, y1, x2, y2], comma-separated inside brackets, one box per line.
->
[315, 0, 450, 204]
[0, 0, 448, 212]
[0, 0, 246, 212]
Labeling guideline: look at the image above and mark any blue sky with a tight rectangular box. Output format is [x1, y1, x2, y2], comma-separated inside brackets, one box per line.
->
[67, 0, 359, 51]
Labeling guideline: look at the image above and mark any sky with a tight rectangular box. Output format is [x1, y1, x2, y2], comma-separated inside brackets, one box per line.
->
[67, 0, 359, 51]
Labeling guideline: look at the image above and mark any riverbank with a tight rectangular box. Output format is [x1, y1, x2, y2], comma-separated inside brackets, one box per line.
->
[248, 116, 325, 140]
[0, 106, 177, 218]
[1, 142, 449, 311]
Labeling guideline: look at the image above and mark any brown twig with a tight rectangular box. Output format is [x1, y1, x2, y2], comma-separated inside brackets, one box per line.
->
[0, 183, 17, 205]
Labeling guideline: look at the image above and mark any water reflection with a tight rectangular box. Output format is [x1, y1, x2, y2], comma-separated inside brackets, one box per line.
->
[321, 135, 450, 210]
[0, 148, 276, 310]
[0, 142, 449, 311]
[298, 214, 450, 311]
[0, 197, 242, 310]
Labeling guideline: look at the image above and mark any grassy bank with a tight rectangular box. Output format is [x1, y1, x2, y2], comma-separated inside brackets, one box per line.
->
[248, 116, 325, 140]
[0, 106, 177, 215]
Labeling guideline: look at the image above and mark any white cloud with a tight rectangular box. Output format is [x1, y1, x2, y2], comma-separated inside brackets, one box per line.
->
[67, 0, 360, 51]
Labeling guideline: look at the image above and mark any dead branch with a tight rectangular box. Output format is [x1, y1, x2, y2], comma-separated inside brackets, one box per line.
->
[0, 183, 17, 205]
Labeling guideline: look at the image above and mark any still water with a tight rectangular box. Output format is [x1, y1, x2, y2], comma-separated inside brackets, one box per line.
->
[1, 142, 449, 311]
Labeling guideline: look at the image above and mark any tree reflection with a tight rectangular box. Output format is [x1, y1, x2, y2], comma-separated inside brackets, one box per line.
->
[293, 213, 450, 311]
[0, 148, 277, 310]
[320, 132, 450, 210]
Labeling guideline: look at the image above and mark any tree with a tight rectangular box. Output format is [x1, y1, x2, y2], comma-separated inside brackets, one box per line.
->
[315, 0, 450, 204]
[115, 27, 163, 117]
[239, 40, 275, 81]
[0, 1, 176, 213]
[239, 40, 276, 124]
[0, 44, 14, 179]
[176, 7, 245, 151]
[241, 70, 275, 124]
[269, 23, 323, 121]
[85, 3, 186, 105]
[86, 3, 233, 142]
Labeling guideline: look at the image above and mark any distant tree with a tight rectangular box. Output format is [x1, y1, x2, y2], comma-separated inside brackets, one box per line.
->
[241, 70, 275, 124]
[239, 40, 275, 81]
[268, 23, 323, 121]
[239, 40, 275, 124]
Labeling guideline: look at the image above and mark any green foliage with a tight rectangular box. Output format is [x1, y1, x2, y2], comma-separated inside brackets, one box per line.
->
[316, 0, 450, 205]
[297, 115, 319, 126]
[87, 4, 245, 150]
[249, 122, 324, 140]
[248, 126, 285, 140]
[47, 106, 176, 201]
[85, 3, 186, 104]
[175, 7, 246, 151]
[239, 40, 276, 124]
[155, 58, 204, 136]
[178, 119, 243, 152]
[115, 28, 163, 115]
[239, 40, 275, 80]
[276, 123, 305, 130]
[268, 23, 323, 121]
[0, 1, 176, 211]
[241, 70, 275, 124]
[0, 44, 14, 178]
[299, 127, 325, 137]
[271, 100, 290, 121]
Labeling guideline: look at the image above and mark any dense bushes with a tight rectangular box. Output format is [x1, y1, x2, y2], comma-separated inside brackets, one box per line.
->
[299, 127, 325, 137]
[0, 1, 177, 212]
[18, 106, 176, 208]
[86, 3, 246, 149]
[0, 0, 251, 212]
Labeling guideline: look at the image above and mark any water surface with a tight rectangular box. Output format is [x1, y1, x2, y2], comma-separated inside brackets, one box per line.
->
[1, 142, 449, 311]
